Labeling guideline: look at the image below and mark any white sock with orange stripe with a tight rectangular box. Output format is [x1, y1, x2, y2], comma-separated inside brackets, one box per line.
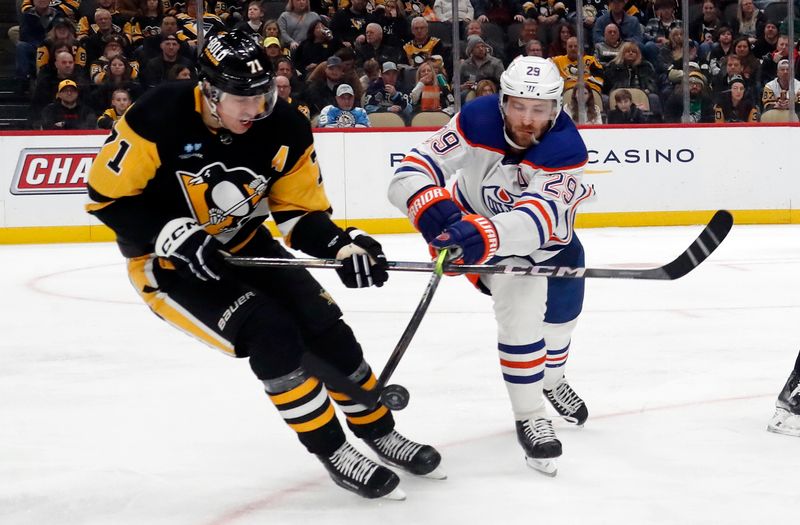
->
[498, 339, 548, 420]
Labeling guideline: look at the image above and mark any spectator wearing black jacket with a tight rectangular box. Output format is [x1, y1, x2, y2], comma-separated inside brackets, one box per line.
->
[367, 0, 411, 49]
[355, 23, 403, 69]
[41, 79, 95, 130]
[752, 20, 780, 60]
[664, 71, 715, 123]
[293, 20, 344, 79]
[303, 55, 347, 117]
[607, 89, 648, 124]
[234, 1, 265, 37]
[140, 34, 194, 89]
[331, 0, 369, 46]
[31, 49, 90, 121]
[134, 16, 193, 65]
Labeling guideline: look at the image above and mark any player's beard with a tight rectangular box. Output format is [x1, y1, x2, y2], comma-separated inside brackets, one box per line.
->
[506, 122, 545, 149]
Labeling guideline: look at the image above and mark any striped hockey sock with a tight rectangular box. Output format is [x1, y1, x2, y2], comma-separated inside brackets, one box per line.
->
[326, 360, 391, 437]
[499, 340, 547, 420]
[263, 368, 343, 454]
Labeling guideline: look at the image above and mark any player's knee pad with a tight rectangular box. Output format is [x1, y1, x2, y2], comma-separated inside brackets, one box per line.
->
[237, 302, 306, 380]
[545, 237, 585, 323]
[305, 319, 365, 376]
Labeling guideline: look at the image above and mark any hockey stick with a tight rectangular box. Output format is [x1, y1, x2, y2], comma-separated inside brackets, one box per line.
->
[227, 210, 734, 281]
[268, 252, 448, 412]
[372, 250, 447, 411]
[301, 352, 379, 408]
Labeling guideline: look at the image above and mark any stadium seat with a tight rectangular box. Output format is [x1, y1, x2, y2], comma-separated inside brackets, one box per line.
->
[367, 112, 407, 127]
[410, 111, 451, 127]
[608, 88, 651, 112]
[760, 109, 799, 122]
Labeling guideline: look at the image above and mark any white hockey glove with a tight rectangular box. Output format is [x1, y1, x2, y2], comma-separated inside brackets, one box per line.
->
[155, 218, 225, 282]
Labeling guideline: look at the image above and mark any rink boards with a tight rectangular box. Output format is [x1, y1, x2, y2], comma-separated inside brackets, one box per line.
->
[0, 125, 798, 243]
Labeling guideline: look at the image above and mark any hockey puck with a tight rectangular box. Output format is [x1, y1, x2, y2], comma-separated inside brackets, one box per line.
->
[380, 384, 410, 410]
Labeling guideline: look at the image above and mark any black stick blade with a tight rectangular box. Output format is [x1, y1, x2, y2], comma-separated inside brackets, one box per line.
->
[659, 210, 734, 280]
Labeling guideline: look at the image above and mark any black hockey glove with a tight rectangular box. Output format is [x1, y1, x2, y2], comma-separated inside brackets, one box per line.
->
[155, 218, 225, 282]
[335, 228, 389, 288]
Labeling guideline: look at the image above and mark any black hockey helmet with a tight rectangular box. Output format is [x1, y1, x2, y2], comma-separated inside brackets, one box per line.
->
[199, 30, 274, 97]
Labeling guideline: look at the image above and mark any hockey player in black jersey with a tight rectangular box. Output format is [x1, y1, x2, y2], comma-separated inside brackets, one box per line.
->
[767, 349, 800, 437]
[86, 29, 443, 500]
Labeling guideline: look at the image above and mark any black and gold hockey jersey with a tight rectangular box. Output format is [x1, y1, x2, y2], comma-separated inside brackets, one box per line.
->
[86, 81, 339, 259]
[36, 41, 87, 72]
[21, 0, 81, 21]
[175, 12, 227, 45]
[77, 11, 132, 43]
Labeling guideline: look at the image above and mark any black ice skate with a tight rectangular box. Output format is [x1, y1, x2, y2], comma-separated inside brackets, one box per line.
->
[364, 429, 446, 479]
[317, 442, 405, 500]
[516, 418, 562, 477]
[544, 377, 588, 426]
[767, 370, 800, 437]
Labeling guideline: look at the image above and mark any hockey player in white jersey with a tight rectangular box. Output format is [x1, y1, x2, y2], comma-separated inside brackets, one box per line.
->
[388, 56, 594, 476]
[767, 349, 800, 437]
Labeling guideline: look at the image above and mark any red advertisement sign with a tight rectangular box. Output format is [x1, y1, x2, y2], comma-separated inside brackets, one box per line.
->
[11, 148, 99, 195]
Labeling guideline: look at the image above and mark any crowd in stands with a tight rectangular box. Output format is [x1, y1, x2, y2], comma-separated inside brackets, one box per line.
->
[11, 0, 800, 129]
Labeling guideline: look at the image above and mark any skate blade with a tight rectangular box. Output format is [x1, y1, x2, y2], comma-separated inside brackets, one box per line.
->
[420, 467, 447, 480]
[377, 458, 447, 480]
[382, 486, 407, 501]
[526, 457, 558, 477]
[767, 410, 800, 437]
[555, 414, 581, 426]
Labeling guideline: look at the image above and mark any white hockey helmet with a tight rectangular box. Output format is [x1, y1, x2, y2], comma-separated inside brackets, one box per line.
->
[499, 55, 564, 118]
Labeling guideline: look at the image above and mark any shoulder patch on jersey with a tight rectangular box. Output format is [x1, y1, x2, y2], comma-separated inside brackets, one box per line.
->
[456, 95, 506, 153]
[524, 112, 588, 172]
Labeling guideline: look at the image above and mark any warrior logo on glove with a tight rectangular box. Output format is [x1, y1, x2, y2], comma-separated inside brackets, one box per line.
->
[176, 162, 271, 235]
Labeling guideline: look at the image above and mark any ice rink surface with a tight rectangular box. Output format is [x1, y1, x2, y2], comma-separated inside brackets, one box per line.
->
[2, 223, 799, 525]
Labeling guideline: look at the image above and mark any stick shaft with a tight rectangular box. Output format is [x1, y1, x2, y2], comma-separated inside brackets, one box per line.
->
[376, 270, 442, 388]
[227, 211, 733, 281]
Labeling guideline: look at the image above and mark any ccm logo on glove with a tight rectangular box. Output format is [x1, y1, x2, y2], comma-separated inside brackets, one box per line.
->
[156, 217, 225, 282]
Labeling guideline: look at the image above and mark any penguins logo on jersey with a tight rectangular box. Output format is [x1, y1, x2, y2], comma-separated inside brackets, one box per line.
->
[335, 111, 356, 128]
[176, 162, 270, 235]
[483, 186, 520, 214]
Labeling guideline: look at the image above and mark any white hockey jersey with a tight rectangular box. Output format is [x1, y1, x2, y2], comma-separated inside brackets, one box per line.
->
[388, 94, 595, 263]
